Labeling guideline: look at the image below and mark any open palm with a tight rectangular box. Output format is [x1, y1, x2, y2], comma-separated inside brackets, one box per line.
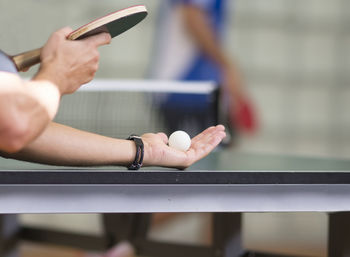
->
[142, 125, 226, 169]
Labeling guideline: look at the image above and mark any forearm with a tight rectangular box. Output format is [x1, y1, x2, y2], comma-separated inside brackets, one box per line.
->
[181, 6, 245, 99]
[1, 122, 136, 167]
[181, 5, 230, 68]
[0, 72, 60, 152]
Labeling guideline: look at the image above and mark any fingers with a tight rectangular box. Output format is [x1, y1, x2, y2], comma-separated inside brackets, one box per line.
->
[216, 124, 225, 131]
[191, 125, 224, 145]
[200, 129, 225, 150]
[209, 129, 226, 146]
[56, 27, 111, 47]
[191, 126, 216, 144]
[83, 32, 112, 47]
[190, 125, 226, 153]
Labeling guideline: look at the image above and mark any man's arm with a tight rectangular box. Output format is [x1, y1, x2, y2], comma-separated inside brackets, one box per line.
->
[0, 28, 111, 153]
[181, 4, 257, 132]
[0, 72, 60, 152]
[1, 122, 136, 166]
[1, 122, 225, 169]
[180, 5, 244, 99]
[181, 5, 229, 70]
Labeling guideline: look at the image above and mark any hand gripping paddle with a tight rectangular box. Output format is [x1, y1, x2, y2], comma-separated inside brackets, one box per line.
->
[10, 5, 148, 71]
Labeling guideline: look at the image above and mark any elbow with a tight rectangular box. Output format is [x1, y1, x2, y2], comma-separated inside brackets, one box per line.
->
[0, 119, 30, 153]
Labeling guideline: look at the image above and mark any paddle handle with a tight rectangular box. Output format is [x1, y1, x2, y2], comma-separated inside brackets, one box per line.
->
[11, 48, 42, 72]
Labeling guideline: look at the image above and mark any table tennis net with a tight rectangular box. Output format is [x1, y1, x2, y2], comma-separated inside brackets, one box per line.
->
[54, 80, 219, 139]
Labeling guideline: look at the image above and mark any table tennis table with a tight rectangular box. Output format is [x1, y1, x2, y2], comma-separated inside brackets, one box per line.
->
[1, 150, 350, 257]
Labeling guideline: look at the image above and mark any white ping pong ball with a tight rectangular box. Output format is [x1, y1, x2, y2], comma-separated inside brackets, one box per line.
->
[168, 131, 191, 152]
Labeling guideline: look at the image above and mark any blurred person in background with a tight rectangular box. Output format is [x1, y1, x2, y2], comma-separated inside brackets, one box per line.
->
[150, 0, 258, 141]
[149, 0, 257, 246]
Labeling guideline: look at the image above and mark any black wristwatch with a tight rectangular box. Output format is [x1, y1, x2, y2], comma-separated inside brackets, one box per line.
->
[126, 134, 144, 170]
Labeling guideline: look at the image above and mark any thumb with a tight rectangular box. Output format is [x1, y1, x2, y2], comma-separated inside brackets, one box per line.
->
[157, 133, 169, 145]
[58, 26, 74, 38]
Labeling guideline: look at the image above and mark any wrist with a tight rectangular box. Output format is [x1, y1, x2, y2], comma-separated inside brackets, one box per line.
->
[34, 67, 64, 95]
[140, 139, 150, 167]
[25, 80, 60, 119]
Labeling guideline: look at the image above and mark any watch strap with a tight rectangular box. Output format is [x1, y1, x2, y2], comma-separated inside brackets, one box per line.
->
[126, 134, 144, 170]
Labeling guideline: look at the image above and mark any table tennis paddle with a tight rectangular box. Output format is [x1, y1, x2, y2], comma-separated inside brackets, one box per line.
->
[230, 97, 258, 134]
[10, 5, 148, 71]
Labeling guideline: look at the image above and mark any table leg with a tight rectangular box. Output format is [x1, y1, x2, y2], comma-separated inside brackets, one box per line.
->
[212, 213, 245, 257]
[328, 212, 350, 257]
[102, 213, 151, 248]
[103, 213, 215, 257]
[0, 215, 20, 257]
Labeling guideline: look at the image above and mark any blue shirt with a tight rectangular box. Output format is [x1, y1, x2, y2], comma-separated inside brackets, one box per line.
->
[150, 0, 228, 84]
[179, 0, 227, 83]
[150, 0, 228, 107]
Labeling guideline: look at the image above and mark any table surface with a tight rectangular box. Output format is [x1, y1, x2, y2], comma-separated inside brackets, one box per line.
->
[1, 149, 350, 184]
[1, 149, 350, 213]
